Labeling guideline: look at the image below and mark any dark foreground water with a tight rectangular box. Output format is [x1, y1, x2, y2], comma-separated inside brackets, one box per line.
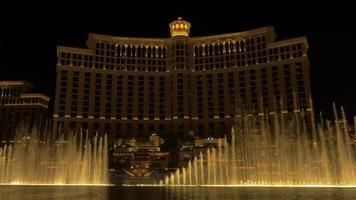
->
[0, 186, 355, 200]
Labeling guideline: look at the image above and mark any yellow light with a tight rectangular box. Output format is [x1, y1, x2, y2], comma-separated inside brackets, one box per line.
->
[123, 184, 356, 188]
[171, 31, 189, 37]
[0, 182, 113, 186]
[169, 17, 191, 37]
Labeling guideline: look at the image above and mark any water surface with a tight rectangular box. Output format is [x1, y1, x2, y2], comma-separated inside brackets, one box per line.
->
[0, 186, 355, 200]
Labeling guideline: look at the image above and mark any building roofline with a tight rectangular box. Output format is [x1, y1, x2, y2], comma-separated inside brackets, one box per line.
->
[57, 27, 308, 53]
[267, 36, 309, 49]
[190, 26, 276, 41]
[2, 104, 48, 108]
[57, 46, 93, 55]
[87, 26, 276, 44]
[0, 81, 29, 86]
[88, 33, 170, 44]
[20, 93, 50, 101]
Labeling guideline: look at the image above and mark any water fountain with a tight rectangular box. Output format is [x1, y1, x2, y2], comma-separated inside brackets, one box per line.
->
[163, 104, 356, 186]
[0, 124, 108, 185]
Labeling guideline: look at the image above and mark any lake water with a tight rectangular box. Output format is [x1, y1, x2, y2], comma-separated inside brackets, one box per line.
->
[0, 186, 355, 200]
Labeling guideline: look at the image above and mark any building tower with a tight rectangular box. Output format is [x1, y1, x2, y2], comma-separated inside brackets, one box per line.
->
[54, 17, 312, 142]
[169, 18, 193, 136]
[0, 81, 49, 141]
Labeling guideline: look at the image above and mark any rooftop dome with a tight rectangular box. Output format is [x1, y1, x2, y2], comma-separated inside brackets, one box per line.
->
[169, 17, 191, 37]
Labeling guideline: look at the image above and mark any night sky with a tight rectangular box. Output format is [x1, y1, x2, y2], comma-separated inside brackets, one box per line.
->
[0, 2, 355, 120]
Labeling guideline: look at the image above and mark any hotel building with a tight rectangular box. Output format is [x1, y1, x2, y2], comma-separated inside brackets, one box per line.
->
[0, 81, 50, 141]
[54, 17, 311, 141]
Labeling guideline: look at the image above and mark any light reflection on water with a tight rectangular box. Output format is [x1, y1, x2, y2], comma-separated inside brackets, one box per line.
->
[0, 186, 108, 200]
[0, 186, 355, 200]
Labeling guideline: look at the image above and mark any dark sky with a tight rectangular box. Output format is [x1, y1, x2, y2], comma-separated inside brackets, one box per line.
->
[0, 2, 355, 120]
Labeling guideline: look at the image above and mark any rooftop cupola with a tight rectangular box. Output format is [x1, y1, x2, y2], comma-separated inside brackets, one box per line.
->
[169, 17, 191, 37]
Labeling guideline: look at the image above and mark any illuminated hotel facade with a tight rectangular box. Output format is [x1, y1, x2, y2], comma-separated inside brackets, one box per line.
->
[0, 81, 50, 141]
[54, 17, 312, 141]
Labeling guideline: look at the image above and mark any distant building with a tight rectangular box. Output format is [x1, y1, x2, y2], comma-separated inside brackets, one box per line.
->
[0, 81, 50, 141]
[111, 134, 169, 184]
[178, 137, 227, 167]
[54, 17, 312, 141]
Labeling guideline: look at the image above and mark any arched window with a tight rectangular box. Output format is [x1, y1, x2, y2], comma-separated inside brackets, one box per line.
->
[152, 47, 156, 58]
[143, 46, 147, 57]
[240, 40, 245, 52]
[147, 47, 151, 58]
[219, 43, 224, 55]
[157, 47, 161, 58]
[209, 44, 213, 56]
[162, 47, 166, 58]
[137, 46, 142, 57]
[127, 46, 131, 57]
[198, 45, 203, 57]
